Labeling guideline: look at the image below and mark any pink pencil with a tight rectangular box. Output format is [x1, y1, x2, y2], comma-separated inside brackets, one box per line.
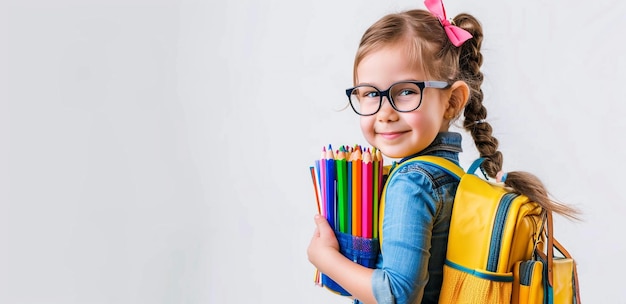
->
[319, 147, 327, 218]
[362, 149, 373, 238]
[351, 145, 362, 237]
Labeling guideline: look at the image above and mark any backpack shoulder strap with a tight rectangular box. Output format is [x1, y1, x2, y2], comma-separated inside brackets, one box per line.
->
[405, 155, 465, 180]
[378, 155, 466, 245]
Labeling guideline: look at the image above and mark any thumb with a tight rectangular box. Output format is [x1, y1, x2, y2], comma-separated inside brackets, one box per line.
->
[314, 214, 333, 235]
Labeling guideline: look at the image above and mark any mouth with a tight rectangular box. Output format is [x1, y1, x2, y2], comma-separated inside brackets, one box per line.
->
[377, 130, 409, 140]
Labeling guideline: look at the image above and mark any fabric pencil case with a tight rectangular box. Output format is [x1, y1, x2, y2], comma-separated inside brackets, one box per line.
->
[321, 231, 380, 296]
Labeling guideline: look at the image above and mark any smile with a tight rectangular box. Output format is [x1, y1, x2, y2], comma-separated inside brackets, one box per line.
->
[377, 131, 408, 140]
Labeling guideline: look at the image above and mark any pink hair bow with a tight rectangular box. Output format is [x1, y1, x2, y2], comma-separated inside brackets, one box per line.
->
[424, 0, 472, 47]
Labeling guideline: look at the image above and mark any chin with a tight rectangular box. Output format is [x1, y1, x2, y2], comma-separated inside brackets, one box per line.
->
[378, 145, 423, 159]
[376, 147, 405, 159]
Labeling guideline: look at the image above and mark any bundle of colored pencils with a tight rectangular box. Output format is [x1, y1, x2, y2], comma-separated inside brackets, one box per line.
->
[309, 144, 385, 286]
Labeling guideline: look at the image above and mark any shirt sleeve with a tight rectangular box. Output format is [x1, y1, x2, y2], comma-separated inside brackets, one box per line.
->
[371, 168, 439, 304]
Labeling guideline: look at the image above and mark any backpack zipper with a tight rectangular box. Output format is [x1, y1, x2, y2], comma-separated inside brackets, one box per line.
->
[486, 192, 518, 272]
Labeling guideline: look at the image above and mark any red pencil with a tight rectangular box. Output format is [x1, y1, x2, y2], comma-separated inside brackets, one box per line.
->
[310, 166, 321, 214]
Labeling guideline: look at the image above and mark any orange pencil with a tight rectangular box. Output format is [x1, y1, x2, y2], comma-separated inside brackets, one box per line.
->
[362, 149, 373, 238]
[351, 145, 362, 237]
[310, 166, 322, 214]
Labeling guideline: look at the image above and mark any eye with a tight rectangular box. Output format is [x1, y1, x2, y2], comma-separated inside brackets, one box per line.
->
[361, 89, 379, 99]
[353, 86, 380, 102]
[392, 83, 421, 102]
[398, 89, 417, 96]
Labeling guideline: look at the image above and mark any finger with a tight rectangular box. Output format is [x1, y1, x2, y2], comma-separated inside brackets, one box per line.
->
[314, 214, 327, 226]
[314, 214, 332, 235]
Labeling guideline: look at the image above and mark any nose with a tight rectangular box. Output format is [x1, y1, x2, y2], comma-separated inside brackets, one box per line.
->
[376, 96, 398, 121]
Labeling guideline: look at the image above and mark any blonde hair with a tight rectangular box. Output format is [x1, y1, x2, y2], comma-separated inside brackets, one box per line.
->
[353, 9, 580, 220]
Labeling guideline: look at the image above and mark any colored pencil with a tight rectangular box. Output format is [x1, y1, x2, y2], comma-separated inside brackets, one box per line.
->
[310, 166, 322, 214]
[362, 149, 373, 238]
[309, 144, 387, 288]
[325, 145, 336, 230]
[351, 145, 362, 237]
[321, 148, 328, 218]
[345, 151, 352, 235]
[372, 148, 379, 239]
[335, 147, 348, 233]
[310, 144, 384, 240]
[378, 149, 385, 238]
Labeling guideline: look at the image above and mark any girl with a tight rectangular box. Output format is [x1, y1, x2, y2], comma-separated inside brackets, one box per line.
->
[307, 0, 579, 303]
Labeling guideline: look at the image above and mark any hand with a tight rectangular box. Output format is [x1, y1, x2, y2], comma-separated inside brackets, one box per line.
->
[307, 214, 339, 269]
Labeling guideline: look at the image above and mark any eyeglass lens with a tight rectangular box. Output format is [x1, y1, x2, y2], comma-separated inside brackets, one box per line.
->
[349, 82, 423, 115]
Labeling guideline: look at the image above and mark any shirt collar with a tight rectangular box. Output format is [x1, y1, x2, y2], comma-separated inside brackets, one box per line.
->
[397, 132, 463, 164]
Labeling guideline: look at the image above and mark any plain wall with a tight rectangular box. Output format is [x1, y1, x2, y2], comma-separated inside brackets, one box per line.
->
[2, 0, 624, 303]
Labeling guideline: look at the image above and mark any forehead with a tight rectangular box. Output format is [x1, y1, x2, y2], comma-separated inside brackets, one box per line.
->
[356, 44, 426, 86]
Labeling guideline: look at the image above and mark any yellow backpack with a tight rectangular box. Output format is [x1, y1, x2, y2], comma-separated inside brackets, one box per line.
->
[396, 156, 581, 304]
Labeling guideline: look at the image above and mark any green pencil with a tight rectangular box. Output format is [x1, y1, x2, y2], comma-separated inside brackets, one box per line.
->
[336, 147, 348, 233]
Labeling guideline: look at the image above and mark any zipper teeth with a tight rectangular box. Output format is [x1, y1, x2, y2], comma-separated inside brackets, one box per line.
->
[486, 192, 518, 272]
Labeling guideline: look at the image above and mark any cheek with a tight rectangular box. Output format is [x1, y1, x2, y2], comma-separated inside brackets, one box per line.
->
[360, 116, 374, 134]
[360, 117, 375, 138]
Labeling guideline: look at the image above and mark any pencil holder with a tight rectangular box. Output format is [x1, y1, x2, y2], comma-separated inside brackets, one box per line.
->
[310, 144, 386, 296]
[321, 231, 380, 296]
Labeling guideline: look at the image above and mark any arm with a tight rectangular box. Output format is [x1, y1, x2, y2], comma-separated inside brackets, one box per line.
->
[308, 168, 439, 304]
[372, 169, 438, 304]
[307, 214, 378, 304]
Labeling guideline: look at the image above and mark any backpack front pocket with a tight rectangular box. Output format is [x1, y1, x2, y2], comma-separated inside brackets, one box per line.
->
[439, 261, 513, 304]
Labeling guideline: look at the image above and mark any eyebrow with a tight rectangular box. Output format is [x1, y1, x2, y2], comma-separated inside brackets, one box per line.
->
[355, 79, 423, 87]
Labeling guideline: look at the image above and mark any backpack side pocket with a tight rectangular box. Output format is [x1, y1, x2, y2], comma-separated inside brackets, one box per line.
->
[512, 259, 544, 304]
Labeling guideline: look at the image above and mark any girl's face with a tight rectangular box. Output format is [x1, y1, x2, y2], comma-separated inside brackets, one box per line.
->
[357, 45, 452, 159]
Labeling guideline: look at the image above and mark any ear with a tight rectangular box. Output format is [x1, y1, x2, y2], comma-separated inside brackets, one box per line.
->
[444, 81, 470, 118]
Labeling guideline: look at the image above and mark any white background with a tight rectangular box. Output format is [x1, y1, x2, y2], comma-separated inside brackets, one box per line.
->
[1, 0, 624, 303]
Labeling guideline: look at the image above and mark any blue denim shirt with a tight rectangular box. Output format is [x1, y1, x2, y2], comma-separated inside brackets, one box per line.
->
[365, 132, 462, 304]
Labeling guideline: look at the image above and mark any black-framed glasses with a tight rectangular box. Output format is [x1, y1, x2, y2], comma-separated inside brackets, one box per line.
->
[345, 81, 450, 116]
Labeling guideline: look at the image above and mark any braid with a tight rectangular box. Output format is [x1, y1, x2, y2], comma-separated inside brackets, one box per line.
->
[453, 14, 503, 178]
[453, 13, 580, 220]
